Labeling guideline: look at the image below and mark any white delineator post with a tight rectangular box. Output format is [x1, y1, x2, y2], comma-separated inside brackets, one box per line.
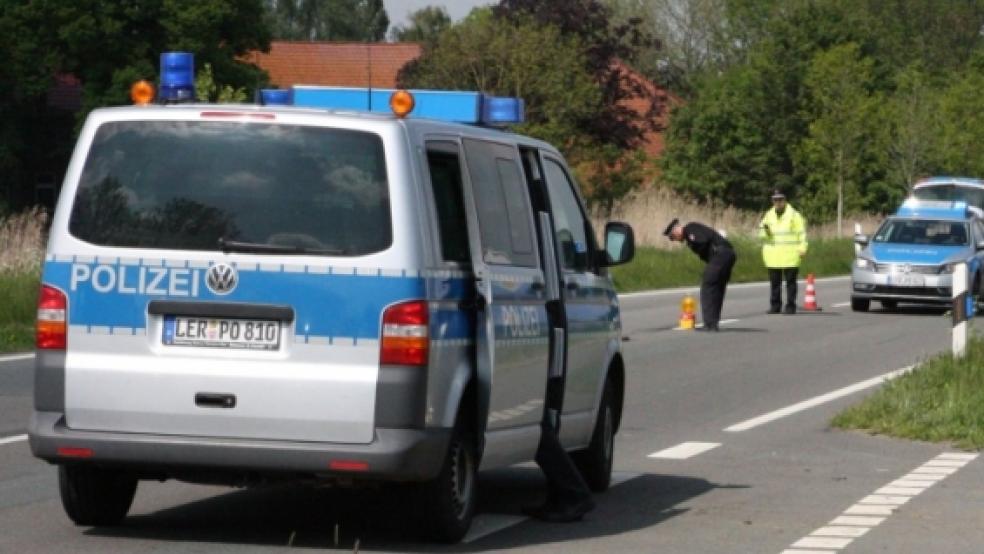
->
[952, 262, 968, 358]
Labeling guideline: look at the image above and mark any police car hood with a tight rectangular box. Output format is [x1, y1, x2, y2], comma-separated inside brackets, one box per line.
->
[868, 243, 967, 264]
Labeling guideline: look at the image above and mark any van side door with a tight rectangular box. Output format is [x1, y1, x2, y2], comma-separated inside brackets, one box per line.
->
[458, 138, 550, 467]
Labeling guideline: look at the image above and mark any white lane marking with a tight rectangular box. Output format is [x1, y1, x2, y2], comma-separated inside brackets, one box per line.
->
[0, 353, 34, 364]
[781, 452, 979, 553]
[782, 550, 839, 554]
[675, 319, 739, 331]
[648, 442, 720, 459]
[832, 301, 851, 308]
[462, 471, 641, 544]
[619, 275, 850, 300]
[0, 434, 28, 445]
[724, 365, 913, 432]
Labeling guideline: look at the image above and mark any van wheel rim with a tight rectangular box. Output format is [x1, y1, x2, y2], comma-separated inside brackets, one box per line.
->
[450, 441, 474, 519]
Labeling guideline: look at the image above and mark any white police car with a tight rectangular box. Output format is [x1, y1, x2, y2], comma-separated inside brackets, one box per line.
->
[851, 199, 984, 311]
[29, 53, 634, 542]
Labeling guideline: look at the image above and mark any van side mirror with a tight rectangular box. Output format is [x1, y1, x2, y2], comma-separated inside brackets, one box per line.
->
[854, 234, 869, 246]
[601, 222, 635, 266]
[976, 240, 984, 251]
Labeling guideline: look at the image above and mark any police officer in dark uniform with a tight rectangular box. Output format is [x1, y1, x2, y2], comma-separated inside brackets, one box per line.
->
[664, 219, 737, 331]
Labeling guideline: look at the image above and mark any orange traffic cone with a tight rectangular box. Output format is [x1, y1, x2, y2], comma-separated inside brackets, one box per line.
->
[803, 273, 821, 311]
[679, 294, 696, 330]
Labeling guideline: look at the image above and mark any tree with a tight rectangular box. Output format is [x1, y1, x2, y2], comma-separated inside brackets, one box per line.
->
[390, 6, 451, 43]
[882, 64, 940, 197]
[0, 0, 271, 210]
[797, 43, 879, 235]
[267, 0, 389, 41]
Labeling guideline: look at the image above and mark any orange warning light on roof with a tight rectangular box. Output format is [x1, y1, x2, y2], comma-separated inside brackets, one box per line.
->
[390, 90, 415, 118]
[130, 80, 155, 105]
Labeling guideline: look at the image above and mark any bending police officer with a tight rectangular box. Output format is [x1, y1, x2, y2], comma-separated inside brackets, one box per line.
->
[664, 219, 737, 331]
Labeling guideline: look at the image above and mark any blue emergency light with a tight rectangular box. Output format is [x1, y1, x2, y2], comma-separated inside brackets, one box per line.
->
[895, 198, 970, 219]
[288, 86, 525, 126]
[260, 89, 290, 106]
[159, 52, 195, 103]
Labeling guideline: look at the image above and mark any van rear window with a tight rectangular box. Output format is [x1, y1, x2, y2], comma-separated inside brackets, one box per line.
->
[69, 121, 391, 255]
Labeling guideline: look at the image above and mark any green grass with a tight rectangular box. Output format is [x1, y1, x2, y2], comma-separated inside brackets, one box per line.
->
[832, 337, 984, 450]
[0, 269, 39, 353]
[611, 236, 854, 292]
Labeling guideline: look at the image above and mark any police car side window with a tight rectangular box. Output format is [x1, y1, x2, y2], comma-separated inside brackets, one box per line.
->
[542, 158, 589, 272]
[425, 144, 470, 263]
[462, 139, 537, 267]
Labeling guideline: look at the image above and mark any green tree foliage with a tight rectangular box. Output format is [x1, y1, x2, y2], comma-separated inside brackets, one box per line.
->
[659, 0, 984, 221]
[0, 0, 271, 209]
[267, 0, 389, 41]
[390, 6, 451, 43]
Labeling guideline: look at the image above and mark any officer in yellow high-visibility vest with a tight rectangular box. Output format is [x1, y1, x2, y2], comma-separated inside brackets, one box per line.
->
[759, 190, 808, 314]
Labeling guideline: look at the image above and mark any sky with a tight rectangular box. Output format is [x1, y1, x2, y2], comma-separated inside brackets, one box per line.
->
[382, 0, 496, 29]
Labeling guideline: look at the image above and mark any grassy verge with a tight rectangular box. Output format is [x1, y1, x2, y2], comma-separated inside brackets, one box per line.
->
[0, 270, 38, 353]
[832, 338, 984, 449]
[611, 236, 854, 292]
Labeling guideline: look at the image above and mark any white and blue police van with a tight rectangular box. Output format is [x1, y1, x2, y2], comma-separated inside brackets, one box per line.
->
[29, 53, 634, 542]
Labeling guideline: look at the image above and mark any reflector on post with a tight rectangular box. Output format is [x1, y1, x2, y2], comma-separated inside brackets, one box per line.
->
[158, 52, 195, 103]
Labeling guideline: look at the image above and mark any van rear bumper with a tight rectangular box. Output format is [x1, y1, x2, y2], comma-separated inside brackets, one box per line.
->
[29, 411, 450, 482]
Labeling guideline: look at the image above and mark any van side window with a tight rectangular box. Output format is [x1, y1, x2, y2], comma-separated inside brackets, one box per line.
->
[462, 139, 537, 267]
[425, 144, 470, 263]
[542, 158, 590, 272]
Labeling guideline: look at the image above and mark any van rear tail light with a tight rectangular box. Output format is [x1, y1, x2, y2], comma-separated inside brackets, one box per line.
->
[36, 285, 67, 350]
[380, 300, 429, 366]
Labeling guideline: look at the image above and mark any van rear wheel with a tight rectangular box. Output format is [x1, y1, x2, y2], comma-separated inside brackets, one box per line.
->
[572, 378, 615, 492]
[417, 422, 477, 543]
[59, 465, 137, 526]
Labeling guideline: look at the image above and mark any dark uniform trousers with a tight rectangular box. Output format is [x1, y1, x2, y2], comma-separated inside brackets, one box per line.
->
[768, 267, 798, 311]
[702, 248, 737, 327]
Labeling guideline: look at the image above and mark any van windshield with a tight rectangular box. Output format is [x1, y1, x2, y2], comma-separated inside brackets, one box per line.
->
[69, 120, 391, 255]
[873, 219, 968, 246]
[913, 184, 984, 210]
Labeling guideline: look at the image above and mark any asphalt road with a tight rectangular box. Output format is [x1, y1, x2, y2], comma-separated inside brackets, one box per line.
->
[1, 277, 982, 553]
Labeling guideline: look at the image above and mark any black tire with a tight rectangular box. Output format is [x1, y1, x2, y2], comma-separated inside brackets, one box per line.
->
[880, 300, 898, 311]
[59, 465, 137, 526]
[572, 378, 615, 493]
[851, 298, 870, 312]
[417, 422, 477, 543]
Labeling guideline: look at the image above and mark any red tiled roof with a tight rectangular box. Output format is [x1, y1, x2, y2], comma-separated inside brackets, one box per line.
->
[246, 41, 422, 89]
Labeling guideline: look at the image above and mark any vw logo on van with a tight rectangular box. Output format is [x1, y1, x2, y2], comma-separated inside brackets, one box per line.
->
[206, 263, 238, 295]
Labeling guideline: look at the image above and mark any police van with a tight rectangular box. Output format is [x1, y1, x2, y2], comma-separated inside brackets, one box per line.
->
[29, 53, 634, 542]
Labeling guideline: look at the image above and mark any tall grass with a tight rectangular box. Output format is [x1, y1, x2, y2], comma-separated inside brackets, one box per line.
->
[0, 207, 46, 352]
[832, 337, 984, 449]
[611, 236, 854, 292]
[593, 186, 883, 247]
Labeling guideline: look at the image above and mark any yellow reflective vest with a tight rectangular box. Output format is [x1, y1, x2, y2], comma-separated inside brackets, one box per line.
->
[758, 206, 808, 268]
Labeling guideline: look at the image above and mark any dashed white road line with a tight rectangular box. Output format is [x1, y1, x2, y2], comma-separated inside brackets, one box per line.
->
[781, 451, 979, 553]
[0, 434, 28, 445]
[0, 353, 34, 364]
[648, 442, 721, 460]
[724, 365, 913, 432]
[831, 301, 851, 308]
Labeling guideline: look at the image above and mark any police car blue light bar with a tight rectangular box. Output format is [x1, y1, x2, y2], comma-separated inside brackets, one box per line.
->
[260, 89, 290, 106]
[289, 86, 525, 126]
[158, 52, 195, 103]
[896, 198, 971, 219]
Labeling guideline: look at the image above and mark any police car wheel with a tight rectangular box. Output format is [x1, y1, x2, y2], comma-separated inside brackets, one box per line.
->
[418, 424, 477, 543]
[851, 298, 870, 312]
[573, 378, 614, 493]
[59, 465, 137, 526]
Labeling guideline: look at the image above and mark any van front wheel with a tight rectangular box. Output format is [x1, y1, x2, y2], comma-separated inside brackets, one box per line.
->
[59, 465, 137, 526]
[572, 378, 615, 492]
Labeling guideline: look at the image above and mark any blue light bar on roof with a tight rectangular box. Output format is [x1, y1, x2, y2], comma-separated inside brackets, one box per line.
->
[896, 198, 970, 219]
[288, 86, 525, 126]
[159, 52, 195, 103]
[260, 89, 290, 106]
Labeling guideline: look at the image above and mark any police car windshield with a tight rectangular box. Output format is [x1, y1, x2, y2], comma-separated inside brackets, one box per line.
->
[873, 219, 968, 246]
[69, 121, 391, 255]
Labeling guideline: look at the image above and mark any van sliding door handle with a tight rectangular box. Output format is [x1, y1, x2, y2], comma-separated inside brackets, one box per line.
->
[565, 281, 580, 291]
[195, 393, 236, 409]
